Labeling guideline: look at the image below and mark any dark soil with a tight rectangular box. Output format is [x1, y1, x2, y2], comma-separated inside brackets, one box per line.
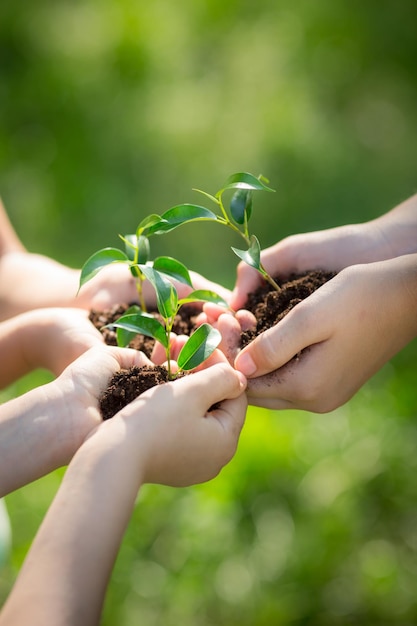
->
[95, 270, 335, 419]
[240, 270, 335, 348]
[100, 365, 171, 420]
[89, 303, 202, 358]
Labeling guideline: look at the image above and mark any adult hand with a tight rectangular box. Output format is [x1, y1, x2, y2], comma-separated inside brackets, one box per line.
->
[234, 254, 417, 412]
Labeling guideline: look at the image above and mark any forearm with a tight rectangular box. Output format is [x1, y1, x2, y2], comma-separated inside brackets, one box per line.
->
[0, 252, 81, 321]
[0, 382, 84, 496]
[370, 193, 417, 259]
[0, 311, 53, 388]
[0, 421, 145, 626]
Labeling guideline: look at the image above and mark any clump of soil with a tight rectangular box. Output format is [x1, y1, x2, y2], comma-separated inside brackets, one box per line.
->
[240, 270, 335, 348]
[100, 365, 171, 420]
[95, 270, 336, 419]
[89, 303, 202, 358]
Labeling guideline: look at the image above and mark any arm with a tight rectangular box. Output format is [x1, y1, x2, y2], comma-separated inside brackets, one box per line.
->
[0, 353, 247, 626]
[0, 346, 151, 496]
[0, 308, 105, 389]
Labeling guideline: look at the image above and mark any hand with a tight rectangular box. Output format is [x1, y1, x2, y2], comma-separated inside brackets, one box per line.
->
[79, 265, 232, 312]
[84, 352, 248, 487]
[24, 308, 107, 377]
[0, 307, 108, 389]
[54, 345, 153, 460]
[234, 255, 417, 412]
[0, 345, 152, 495]
[230, 221, 391, 311]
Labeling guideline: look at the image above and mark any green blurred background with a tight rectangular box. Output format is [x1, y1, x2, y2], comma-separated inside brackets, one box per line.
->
[1, 0, 417, 624]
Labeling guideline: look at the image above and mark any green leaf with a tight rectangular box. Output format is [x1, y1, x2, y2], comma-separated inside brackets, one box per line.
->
[230, 189, 253, 224]
[192, 188, 219, 205]
[177, 324, 222, 371]
[107, 313, 168, 348]
[119, 234, 138, 261]
[140, 265, 178, 319]
[146, 204, 218, 235]
[178, 289, 229, 308]
[217, 172, 275, 196]
[120, 234, 150, 263]
[78, 247, 129, 290]
[153, 256, 193, 287]
[231, 235, 261, 270]
[136, 235, 151, 264]
[136, 214, 167, 236]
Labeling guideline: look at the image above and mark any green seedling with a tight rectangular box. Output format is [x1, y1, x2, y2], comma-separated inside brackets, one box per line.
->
[144, 172, 281, 292]
[78, 214, 176, 311]
[106, 265, 226, 379]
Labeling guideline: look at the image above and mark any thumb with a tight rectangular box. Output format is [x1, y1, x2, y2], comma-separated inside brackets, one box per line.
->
[230, 262, 263, 310]
[234, 300, 326, 378]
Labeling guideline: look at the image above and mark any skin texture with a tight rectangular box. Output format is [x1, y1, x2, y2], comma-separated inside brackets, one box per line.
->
[0, 347, 247, 626]
[226, 193, 417, 412]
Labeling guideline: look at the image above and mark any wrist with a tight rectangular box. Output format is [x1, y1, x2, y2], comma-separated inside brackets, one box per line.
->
[371, 195, 417, 259]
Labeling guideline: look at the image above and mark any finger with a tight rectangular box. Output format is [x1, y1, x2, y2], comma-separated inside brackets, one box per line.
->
[215, 313, 242, 365]
[170, 334, 188, 361]
[188, 271, 232, 302]
[173, 362, 247, 410]
[202, 302, 233, 324]
[235, 309, 257, 331]
[230, 262, 262, 310]
[107, 347, 153, 369]
[234, 295, 329, 378]
[151, 339, 168, 364]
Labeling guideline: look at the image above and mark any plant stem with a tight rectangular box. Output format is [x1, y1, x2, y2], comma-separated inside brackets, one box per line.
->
[135, 277, 147, 312]
[260, 266, 281, 292]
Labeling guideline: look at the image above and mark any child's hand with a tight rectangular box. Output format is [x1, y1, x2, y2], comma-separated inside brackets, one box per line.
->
[0, 307, 107, 388]
[55, 346, 153, 460]
[234, 255, 417, 412]
[85, 354, 248, 487]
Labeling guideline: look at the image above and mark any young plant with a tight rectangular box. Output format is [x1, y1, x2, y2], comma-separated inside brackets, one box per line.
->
[144, 172, 281, 292]
[106, 265, 226, 379]
[78, 214, 173, 311]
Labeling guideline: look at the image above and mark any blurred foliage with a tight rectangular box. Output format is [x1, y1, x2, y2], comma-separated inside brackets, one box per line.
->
[1, 0, 417, 624]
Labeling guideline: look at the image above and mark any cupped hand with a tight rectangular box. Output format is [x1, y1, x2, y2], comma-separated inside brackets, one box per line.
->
[24, 308, 107, 376]
[234, 255, 417, 412]
[79, 265, 232, 312]
[56, 345, 152, 459]
[230, 221, 391, 311]
[109, 354, 248, 487]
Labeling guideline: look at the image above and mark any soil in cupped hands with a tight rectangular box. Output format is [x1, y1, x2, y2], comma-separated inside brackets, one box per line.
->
[93, 270, 335, 419]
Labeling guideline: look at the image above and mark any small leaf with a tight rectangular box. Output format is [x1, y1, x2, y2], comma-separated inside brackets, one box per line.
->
[79, 247, 129, 290]
[230, 189, 253, 224]
[178, 289, 229, 308]
[106, 313, 168, 348]
[136, 235, 151, 264]
[119, 234, 138, 261]
[231, 235, 261, 270]
[137, 214, 167, 236]
[217, 172, 275, 196]
[192, 188, 219, 205]
[153, 256, 193, 287]
[146, 204, 218, 235]
[140, 265, 178, 319]
[177, 324, 222, 371]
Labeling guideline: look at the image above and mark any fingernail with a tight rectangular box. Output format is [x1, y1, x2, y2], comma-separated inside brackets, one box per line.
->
[235, 352, 257, 377]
